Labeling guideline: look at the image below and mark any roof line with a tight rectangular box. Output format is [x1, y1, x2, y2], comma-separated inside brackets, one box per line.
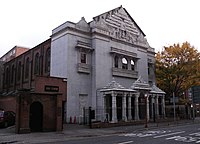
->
[123, 7, 146, 36]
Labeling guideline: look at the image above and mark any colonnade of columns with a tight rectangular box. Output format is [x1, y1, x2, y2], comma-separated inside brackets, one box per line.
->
[103, 92, 166, 123]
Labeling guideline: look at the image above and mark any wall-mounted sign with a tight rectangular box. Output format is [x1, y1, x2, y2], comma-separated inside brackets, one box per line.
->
[45, 85, 59, 92]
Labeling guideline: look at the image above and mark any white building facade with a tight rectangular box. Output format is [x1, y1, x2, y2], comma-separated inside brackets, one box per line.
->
[50, 6, 165, 123]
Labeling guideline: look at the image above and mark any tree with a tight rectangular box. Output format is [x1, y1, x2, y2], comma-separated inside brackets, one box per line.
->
[155, 42, 200, 101]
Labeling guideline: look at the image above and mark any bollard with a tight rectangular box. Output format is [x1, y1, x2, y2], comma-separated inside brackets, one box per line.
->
[74, 116, 76, 124]
[70, 116, 72, 124]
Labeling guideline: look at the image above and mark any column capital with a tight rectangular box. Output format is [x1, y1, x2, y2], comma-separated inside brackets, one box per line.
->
[148, 93, 152, 97]
[155, 95, 159, 99]
[135, 92, 140, 98]
[123, 92, 127, 96]
[111, 91, 117, 97]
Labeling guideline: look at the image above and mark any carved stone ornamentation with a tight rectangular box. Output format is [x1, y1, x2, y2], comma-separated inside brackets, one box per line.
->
[136, 33, 150, 47]
[76, 17, 90, 32]
[92, 7, 145, 45]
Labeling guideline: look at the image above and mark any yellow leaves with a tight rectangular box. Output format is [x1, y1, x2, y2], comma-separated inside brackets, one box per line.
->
[156, 42, 200, 98]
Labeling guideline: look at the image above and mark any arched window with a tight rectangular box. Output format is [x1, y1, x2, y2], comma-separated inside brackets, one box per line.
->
[5, 67, 9, 85]
[17, 61, 21, 81]
[11, 65, 14, 83]
[122, 57, 128, 69]
[114, 56, 119, 68]
[131, 60, 135, 70]
[25, 57, 29, 79]
[34, 53, 40, 74]
[45, 48, 50, 73]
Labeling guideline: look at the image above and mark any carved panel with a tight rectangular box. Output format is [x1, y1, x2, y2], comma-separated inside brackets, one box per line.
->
[92, 7, 150, 47]
[112, 67, 138, 79]
[77, 63, 91, 74]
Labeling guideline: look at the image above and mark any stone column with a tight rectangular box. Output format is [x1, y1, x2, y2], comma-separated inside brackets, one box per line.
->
[155, 95, 159, 118]
[146, 95, 150, 121]
[119, 56, 122, 69]
[162, 95, 166, 118]
[127, 58, 131, 70]
[134, 93, 140, 120]
[102, 94, 106, 122]
[111, 92, 117, 123]
[128, 95, 132, 120]
[122, 93, 127, 121]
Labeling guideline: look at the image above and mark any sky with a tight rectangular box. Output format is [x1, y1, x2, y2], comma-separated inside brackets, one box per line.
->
[0, 0, 199, 57]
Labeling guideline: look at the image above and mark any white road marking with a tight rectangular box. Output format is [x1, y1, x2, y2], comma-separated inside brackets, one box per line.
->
[153, 131, 185, 138]
[122, 133, 137, 137]
[117, 141, 133, 144]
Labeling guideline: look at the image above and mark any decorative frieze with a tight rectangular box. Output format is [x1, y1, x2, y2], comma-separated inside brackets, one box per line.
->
[111, 47, 137, 58]
[91, 6, 150, 48]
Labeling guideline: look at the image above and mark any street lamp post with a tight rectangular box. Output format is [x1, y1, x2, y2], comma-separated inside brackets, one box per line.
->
[144, 94, 148, 128]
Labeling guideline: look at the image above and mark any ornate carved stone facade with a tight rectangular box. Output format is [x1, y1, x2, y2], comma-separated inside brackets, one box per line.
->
[91, 6, 149, 47]
[50, 6, 162, 123]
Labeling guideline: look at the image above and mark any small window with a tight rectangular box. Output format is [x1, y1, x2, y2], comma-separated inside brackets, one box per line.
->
[148, 63, 151, 75]
[131, 60, 135, 71]
[122, 58, 128, 69]
[81, 53, 86, 64]
[45, 48, 51, 73]
[5, 67, 9, 85]
[114, 56, 119, 68]
[34, 53, 40, 74]
[17, 61, 21, 81]
[11, 65, 14, 83]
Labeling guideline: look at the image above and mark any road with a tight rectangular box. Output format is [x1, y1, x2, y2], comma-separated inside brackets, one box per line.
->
[43, 123, 200, 144]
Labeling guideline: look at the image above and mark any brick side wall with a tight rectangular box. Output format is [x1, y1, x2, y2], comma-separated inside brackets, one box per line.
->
[35, 76, 67, 101]
[0, 96, 16, 112]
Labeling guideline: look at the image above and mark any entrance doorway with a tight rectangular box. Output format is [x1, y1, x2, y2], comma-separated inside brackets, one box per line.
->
[30, 101, 43, 132]
[116, 96, 122, 121]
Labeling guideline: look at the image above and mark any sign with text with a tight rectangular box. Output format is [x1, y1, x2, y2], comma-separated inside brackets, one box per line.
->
[45, 85, 59, 92]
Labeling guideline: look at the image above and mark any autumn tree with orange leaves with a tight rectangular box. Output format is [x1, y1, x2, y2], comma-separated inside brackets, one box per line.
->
[155, 42, 200, 102]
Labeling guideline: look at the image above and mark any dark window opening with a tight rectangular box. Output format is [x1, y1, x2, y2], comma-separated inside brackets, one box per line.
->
[45, 48, 51, 73]
[17, 61, 21, 81]
[34, 53, 40, 75]
[25, 57, 29, 79]
[81, 53, 86, 64]
[131, 60, 135, 71]
[11, 65, 14, 83]
[114, 56, 119, 68]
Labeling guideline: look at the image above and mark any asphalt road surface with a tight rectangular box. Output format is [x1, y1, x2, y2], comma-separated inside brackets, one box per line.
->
[44, 123, 200, 144]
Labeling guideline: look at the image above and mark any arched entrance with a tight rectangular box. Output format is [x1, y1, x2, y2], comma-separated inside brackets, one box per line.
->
[30, 101, 43, 132]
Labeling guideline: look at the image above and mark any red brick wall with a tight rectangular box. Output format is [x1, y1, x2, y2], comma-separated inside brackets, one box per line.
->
[2, 39, 51, 93]
[42, 95, 57, 131]
[34, 76, 67, 101]
[0, 96, 16, 112]
[15, 47, 29, 57]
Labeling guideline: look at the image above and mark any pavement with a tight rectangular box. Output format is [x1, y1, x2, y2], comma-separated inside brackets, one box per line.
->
[0, 119, 200, 144]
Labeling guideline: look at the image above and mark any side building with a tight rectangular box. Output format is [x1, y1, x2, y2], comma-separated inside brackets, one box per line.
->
[50, 6, 165, 124]
[0, 46, 29, 93]
[0, 46, 29, 62]
[0, 39, 67, 133]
